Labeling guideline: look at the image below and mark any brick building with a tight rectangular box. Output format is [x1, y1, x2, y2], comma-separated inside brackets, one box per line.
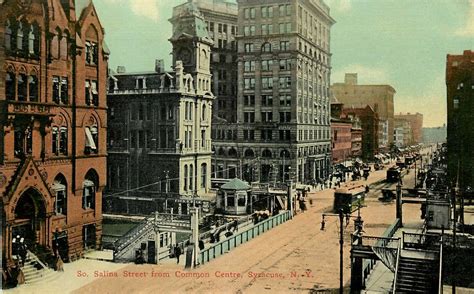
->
[211, 0, 335, 185]
[332, 73, 396, 151]
[446, 50, 474, 199]
[342, 106, 379, 160]
[330, 96, 352, 163]
[394, 112, 423, 144]
[1, 0, 108, 267]
[105, 2, 215, 215]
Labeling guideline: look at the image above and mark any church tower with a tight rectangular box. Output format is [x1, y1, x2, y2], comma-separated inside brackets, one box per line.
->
[169, 1, 213, 96]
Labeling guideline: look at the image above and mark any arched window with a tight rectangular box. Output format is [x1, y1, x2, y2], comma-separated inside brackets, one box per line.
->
[60, 32, 68, 60]
[201, 163, 207, 188]
[184, 165, 188, 191]
[262, 149, 272, 158]
[189, 164, 193, 191]
[202, 103, 206, 121]
[16, 22, 23, 51]
[85, 125, 98, 154]
[262, 42, 271, 53]
[28, 25, 35, 54]
[5, 20, 12, 51]
[83, 169, 98, 209]
[28, 75, 38, 102]
[244, 149, 254, 158]
[228, 148, 237, 157]
[6, 72, 16, 100]
[53, 174, 67, 215]
[17, 73, 27, 101]
[280, 149, 290, 158]
[217, 147, 226, 156]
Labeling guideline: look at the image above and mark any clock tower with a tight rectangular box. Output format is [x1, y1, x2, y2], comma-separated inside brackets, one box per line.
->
[169, 1, 213, 96]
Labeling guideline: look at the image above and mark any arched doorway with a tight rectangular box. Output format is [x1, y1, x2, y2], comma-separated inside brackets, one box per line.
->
[12, 188, 47, 247]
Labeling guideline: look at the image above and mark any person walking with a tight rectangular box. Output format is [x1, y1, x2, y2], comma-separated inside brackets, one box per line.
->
[174, 245, 182, 264]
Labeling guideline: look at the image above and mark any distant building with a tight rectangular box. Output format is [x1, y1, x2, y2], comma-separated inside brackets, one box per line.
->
[332, 73, 396, 151]
[394, 118, 413, 147]
[331, 96, 353, 163]
[342, 106, 379, 160]
[446, 50, 474, 196]
[211, 0, 335, 185]
[1, 0, 108, 266]
[395, 112, 423, 144]
[106, 3, 215, 215]
[422, 125, 447, 144]
[350, 117, 363, 158]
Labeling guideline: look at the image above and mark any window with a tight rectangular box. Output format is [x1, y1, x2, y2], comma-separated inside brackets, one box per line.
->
[286, 23, 292, 33]
[244, 78, 255, 90]
[56, 127, 68, 155]
[280, 41, 290, 51]
[83, 180, 96, 209]
[189, 164, 193, 191]
[17, 74, 27, 101]
[262, 95, 273, 106]
[218, 23, 222, 33]
[53, 175, 67, 215]
[244, 25, 255, 36]
[262, 42, 271, 53]
[5, 21, 12, 51]
[280, 95, 291, 106]
[279, 130, 291, 141]
[244, 95, 255, 106]
[244, 112, 255, 123]
[28, 75, 38, 102]
[85, 126, 98, 154]
[261, 24, 272, 35]
[261, 60, 273, 71]
[243, 130, 255, 140]
[261, 77, 273, 90]
[261, 129, 272, 141]
[244, 61, 255, 72]
[244, 43, 254, 53]
[262, 6, 273, 18]
[261, 111, 273, 122]
[279, 76, 292, 89]
[184, 165, 188, 191]
[250, 8, 256, 19]
[85, 41, 98, 65]
[6, 72, 16, 100]
[201, 163, 207, 188]
[280, 59, 292, 71]
[279, 5, 286, 17]
[85, 80, 98, 106]
[244, 8, 250, 19]
[279, 112, 291, 122]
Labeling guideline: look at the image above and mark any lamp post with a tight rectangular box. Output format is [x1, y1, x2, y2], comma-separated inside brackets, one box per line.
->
[321, 209, 345, 294]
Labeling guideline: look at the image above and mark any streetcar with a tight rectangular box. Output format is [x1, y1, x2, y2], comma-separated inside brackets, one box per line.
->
[386, 167, 401, 182]
[333, 185, 366, 214]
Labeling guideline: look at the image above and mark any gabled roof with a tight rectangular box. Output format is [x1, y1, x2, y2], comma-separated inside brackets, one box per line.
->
[221, 178, 250, 190]
[75, 0, 91, 19]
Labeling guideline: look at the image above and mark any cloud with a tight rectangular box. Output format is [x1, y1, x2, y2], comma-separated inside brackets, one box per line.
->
[331, 64, 390, 85]
[101, 0, 161, 22]
[455, 0, 474, 36]
[325, 0, 352, 13]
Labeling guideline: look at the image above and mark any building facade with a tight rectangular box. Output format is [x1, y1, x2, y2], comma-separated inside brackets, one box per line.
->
[342, 106, 379, 160]
[331, 73, 396, 151]
[105, 3, 214, 216]
[1, 0, 108, 266]
[394, 112, 423, 144]
[394, 118, 413, 147]
[446, 50, 474, 198]
[211, 0, 335, 185]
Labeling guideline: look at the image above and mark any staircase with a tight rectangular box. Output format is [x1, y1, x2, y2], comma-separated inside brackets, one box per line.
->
[113, 218, 155, 262]
[22, 251, 59, 285]
[394, 255, 439, 293]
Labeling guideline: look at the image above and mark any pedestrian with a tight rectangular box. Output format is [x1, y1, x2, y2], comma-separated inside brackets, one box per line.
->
[174, 245, 182, 264]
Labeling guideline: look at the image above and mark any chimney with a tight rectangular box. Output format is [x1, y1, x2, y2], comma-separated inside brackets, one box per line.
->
[345, 73, 358, 85]
[116, 66, 126, 74]
[155, 59, 165, 73]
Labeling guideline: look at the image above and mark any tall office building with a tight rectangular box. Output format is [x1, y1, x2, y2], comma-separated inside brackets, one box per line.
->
[446, 50, 474, 199]
[211, 0, 335, 184]
[1, 0, 108, 268]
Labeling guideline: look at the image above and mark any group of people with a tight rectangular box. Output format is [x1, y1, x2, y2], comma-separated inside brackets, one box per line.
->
[12, 236, 28, 267]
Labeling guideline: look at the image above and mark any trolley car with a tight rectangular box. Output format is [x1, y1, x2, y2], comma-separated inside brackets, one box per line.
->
[333, 185, 366, 214]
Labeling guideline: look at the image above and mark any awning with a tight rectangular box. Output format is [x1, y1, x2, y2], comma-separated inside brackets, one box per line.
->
[91, 81, 98, 94]
[51, 182, 66, 192]
[83, 179, 95, 188]
[276, 196, 285, 209]
[85, 128, 97, 150]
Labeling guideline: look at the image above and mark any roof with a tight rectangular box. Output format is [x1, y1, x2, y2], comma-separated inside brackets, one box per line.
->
[220, 178, 250, 190]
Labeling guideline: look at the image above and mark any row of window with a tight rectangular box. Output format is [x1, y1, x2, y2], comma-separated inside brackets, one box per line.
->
[243, 95, 291, 107]
[52, 170, 98, 215]
[243, 111, 291, 123]
[243, 4, 291, 20]
[243, 23, 291, 36]
[183, 163, 207, 192]
[243, 77, 291, 90]
[5, 72, 38, 102]
[243, 59, 292, 72]
[5, 20, 40, 58]
[206, 21, 237, 35]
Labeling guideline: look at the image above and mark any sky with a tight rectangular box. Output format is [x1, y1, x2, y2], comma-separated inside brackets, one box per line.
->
[93, 0, 474, 127]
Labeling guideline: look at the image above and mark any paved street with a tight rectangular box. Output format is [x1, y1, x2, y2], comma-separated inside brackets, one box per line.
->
[64, 166, 423, 294]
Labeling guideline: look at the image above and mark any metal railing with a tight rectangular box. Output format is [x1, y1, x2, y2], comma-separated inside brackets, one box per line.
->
[392, 241, 402, 294]
[113, 218, 154, 258]
[199, 211, 291, 265]
[402, 232, 441, 250]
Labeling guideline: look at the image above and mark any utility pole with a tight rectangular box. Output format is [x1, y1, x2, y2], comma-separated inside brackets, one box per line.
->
[339, 210, 344, 294]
